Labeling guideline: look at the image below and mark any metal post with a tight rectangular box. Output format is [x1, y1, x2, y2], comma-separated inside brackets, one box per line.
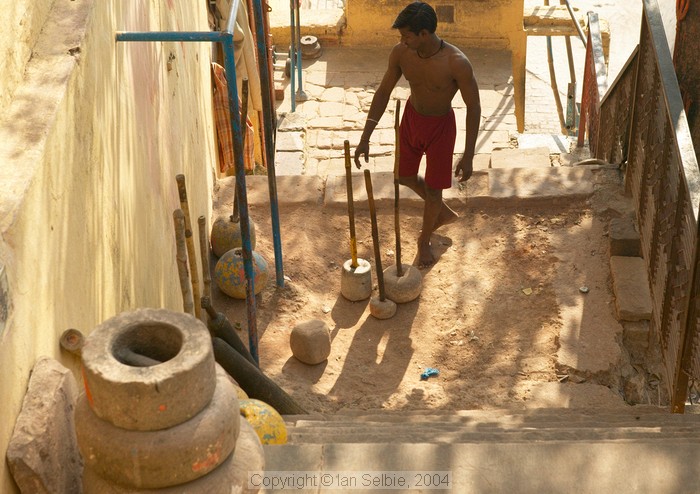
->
[221, 34, 259, 364]
[289, 0, 296, 111]
[114, 0, 287, 363]
[294, 0, 307, 101]
[251, 0, 285, 288]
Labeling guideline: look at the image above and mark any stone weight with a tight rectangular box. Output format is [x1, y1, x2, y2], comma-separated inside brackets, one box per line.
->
[290, 319, 331, 365]
[340, 258, 372, 301]
[81, 420, 264, 493]
[383, 264, 422, 303]
[369, 296, 397, 319]
[80, 309, 216, 431]
[76, 369, 240, 489]
[210, 215, 257, 258]
[214, 248, 269, 299]
[240, 398, 288, 445]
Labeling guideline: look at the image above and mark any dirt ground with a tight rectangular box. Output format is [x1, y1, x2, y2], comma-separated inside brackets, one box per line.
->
[209, 168, 639, 414]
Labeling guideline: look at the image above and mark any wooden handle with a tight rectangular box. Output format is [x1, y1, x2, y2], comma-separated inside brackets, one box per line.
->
[233, 78, 250, 222]
[198, 215, 212, 304]
[176, 175, 201, 320]
[393, 99, 403, 276]
[364, 169, 386, 300]
[344, 140, 358, 267]
[394, 99, 401, 179]
[173, 209, 195, 316]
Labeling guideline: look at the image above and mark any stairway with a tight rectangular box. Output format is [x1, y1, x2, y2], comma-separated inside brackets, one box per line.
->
[262, 407, 700, 493]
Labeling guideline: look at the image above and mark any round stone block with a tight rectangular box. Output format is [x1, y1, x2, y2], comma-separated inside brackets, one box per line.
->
[290, 319, 331, 365]
[383, 264, 422, 303]
[81, 419, 265, 493]
[340, 258, 372, 301]
[369, 297, 397, 319]
[76, 371, 240, 489]
[239, 399, 288, 445]
[80, 309, 216, 431]
[214, 248, 269, 299]
[210, 216, 257, 258]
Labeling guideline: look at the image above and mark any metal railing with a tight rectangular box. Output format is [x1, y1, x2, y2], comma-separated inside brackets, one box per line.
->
[580, 0, 700, 412]
[116, 0, 286, 363]
[540, 0, 587, 135]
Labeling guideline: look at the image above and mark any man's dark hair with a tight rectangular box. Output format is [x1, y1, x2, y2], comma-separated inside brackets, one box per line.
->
[392, 2, 438, 35]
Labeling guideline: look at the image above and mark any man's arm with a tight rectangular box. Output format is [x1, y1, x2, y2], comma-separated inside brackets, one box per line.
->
[453, 56, 481, 182]
[354, 45, 403, 168]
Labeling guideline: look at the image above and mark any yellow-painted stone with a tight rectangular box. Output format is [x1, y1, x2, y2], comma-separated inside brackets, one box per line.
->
[239, 399, 288, 445]
[235, 386, 249, 401]
[214, 248, 269, 299]
[211, 215, 257, 258]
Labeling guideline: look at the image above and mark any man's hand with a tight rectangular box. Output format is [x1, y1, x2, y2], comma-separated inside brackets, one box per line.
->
[454, 156, 473, 182]
[354, 140, 370, 169]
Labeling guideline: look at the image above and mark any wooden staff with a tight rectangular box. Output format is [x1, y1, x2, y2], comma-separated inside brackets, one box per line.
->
[393, 99, 403, 277]
[201, 296, 257, 368]
[173, 209, 195, 316]
[364, 169, 387, 301]
[175, 175, 201, 320]
[232, 79, 250, 223]
[198, 216, 212, 304]
[212, 337, 307, 415]
[344, 140, 358, 267]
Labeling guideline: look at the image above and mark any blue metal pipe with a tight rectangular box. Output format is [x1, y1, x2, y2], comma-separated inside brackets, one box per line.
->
[251, 0, 285, 288]
[294, 0, 304, 96]
[221, 34, 259, 364]
[115, 0, 268, 362]
[289, 0, 296, 112]
[116, 31, 224, 43]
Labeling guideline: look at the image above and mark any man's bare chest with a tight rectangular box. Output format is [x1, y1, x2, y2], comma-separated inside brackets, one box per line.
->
[401, 62, 456, 93]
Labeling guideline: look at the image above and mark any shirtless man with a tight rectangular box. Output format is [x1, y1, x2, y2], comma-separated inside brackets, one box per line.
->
[354, 1, 481, 267]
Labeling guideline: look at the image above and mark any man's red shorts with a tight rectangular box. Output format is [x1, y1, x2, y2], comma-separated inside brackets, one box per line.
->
[399, 98, 456, 190]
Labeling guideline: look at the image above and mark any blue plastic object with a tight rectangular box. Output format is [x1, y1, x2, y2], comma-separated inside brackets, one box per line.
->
[420, 367, 440, 380]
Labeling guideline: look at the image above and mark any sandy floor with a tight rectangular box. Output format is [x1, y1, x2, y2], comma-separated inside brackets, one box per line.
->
[209, 168, 637, 414]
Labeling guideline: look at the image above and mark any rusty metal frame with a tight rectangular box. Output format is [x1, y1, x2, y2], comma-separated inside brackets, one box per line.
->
[577, 13, 608, 154]
[596, 45, 639, 166]
[583, 0, 700, 412]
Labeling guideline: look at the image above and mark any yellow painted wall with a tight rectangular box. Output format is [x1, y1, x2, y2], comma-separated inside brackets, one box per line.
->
[0, 0, 53, 117]
[269, 0, 525, 51]
[345, 0, 520, 48]
[0, 1, 216, 492]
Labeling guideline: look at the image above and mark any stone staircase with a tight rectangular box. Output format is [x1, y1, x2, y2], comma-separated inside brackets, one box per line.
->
[263, 407, 700, 493]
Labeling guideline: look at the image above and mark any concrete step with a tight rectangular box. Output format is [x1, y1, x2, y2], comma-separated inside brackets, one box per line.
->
[261, 408, 700, 492]
[263, 441, 699, 493]
[283, 405, 700, 426]
[281, 407, 700, 444]
[286, 429, 700, 444]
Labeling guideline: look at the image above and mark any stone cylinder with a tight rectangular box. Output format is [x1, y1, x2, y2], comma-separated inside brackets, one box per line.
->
[340, 258, 372, 301]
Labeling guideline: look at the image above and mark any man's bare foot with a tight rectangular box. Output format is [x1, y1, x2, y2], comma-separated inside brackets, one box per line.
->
[417, 238, 435, 268]
[432, 204, 459, 232]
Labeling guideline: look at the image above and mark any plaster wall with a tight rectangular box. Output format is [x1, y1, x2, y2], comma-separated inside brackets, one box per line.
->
[0, 0, 53, 117]
[0, 1, 216, 492]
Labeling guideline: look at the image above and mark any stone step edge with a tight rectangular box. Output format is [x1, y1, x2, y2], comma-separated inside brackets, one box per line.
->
[227, 166, 600, 208]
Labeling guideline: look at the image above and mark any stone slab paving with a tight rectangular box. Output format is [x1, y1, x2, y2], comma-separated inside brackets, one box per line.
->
[610, 256, 653, 322]
[490, 146, 551, 168]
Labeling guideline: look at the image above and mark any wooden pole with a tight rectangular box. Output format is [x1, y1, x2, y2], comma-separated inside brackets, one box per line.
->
[232, 79, 250, 223]
[393, 100, 403, 277]
[173, 209, 195, 316]
[364, 169, 387, 301]
[344, 140, 358, 267]
[197, 216, 212, 304]
[176, 175, 202, 320]
[212, 337, 307, 414]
